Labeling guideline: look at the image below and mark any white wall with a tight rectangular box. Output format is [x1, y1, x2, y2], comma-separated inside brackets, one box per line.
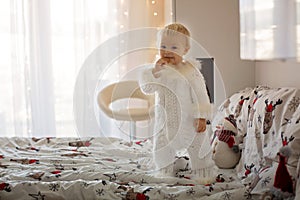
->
[175, 0, 300, 95]
[174, 0, 255, 102]
[255, 60, 300, 89]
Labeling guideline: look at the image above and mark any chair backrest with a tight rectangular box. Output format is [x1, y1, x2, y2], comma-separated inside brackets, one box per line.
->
[97, 80, 154, 121]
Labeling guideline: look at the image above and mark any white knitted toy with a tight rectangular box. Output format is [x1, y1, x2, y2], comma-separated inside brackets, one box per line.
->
[212, 114, 241, 169]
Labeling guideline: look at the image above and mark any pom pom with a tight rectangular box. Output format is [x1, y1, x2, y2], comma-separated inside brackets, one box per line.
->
[232, 145, 240, 153]
[279, 146, 292, 158]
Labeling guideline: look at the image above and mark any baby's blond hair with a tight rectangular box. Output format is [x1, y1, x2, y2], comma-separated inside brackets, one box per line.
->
[159, 23, 191, 50]
[164, 23, 190, 37]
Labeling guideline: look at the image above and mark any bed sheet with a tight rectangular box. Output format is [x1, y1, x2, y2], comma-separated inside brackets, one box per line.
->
[0, 137, 254, 200]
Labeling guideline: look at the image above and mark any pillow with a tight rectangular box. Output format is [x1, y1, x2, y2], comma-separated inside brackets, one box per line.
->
[214, 86, 300, 178]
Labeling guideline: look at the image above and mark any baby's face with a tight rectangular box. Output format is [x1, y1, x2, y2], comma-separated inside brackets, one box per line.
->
[159, 34, 188, 65]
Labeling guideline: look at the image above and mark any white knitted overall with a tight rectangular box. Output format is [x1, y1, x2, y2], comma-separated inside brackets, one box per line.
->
[140, 61, 214, 177]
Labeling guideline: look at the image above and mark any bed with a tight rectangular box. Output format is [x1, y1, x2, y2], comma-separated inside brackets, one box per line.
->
[0, 86, 299, 200]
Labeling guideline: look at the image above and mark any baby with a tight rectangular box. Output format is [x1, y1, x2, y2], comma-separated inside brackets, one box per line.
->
[140, 23, 214, 178]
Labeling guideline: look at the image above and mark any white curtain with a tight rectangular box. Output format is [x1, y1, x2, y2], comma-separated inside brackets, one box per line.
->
[240, 0, 300, 60]
[0, 0, 168, 137]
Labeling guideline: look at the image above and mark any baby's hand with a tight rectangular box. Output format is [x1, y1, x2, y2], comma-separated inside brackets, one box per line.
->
[194, 118, 206, 133]
[156, 57, 169, 65]
[161, 57, 176, 65]
[152, 57, 175, 78]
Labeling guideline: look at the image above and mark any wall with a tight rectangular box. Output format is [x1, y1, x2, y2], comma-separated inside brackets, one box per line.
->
[175, 0, 300, 96]
[256, 60, 300, 89]
[174, 0, 255, 104]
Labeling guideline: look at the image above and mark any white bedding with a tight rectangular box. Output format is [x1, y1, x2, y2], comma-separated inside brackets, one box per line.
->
[213, 86, 300, 199]
[0, 137, 251, 200]
[215, 86, 300, 174]
[1, 85, 299, 199]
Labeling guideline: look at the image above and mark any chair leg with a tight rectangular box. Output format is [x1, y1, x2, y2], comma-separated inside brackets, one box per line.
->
[129, 121, 136, 142]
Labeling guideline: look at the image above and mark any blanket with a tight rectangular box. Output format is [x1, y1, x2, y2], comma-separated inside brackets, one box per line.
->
[0, 137, 251, 200]
[213, 86, 300, 198]
[1, 86, 299, 199]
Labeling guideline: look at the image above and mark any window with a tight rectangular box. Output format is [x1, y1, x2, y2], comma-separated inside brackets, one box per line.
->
[0, 0, 170, 137]
[240, 0, 300, 60]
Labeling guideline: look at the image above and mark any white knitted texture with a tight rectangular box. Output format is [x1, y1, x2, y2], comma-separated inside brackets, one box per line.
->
[139, 62, 213, 171]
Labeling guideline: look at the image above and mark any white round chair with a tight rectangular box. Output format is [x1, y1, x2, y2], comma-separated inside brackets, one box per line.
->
[97, 80, 154, 141]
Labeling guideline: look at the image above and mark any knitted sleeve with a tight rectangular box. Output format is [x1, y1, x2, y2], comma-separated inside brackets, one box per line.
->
[188, 62, 213, 119]
[139, 65, 162, 94]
